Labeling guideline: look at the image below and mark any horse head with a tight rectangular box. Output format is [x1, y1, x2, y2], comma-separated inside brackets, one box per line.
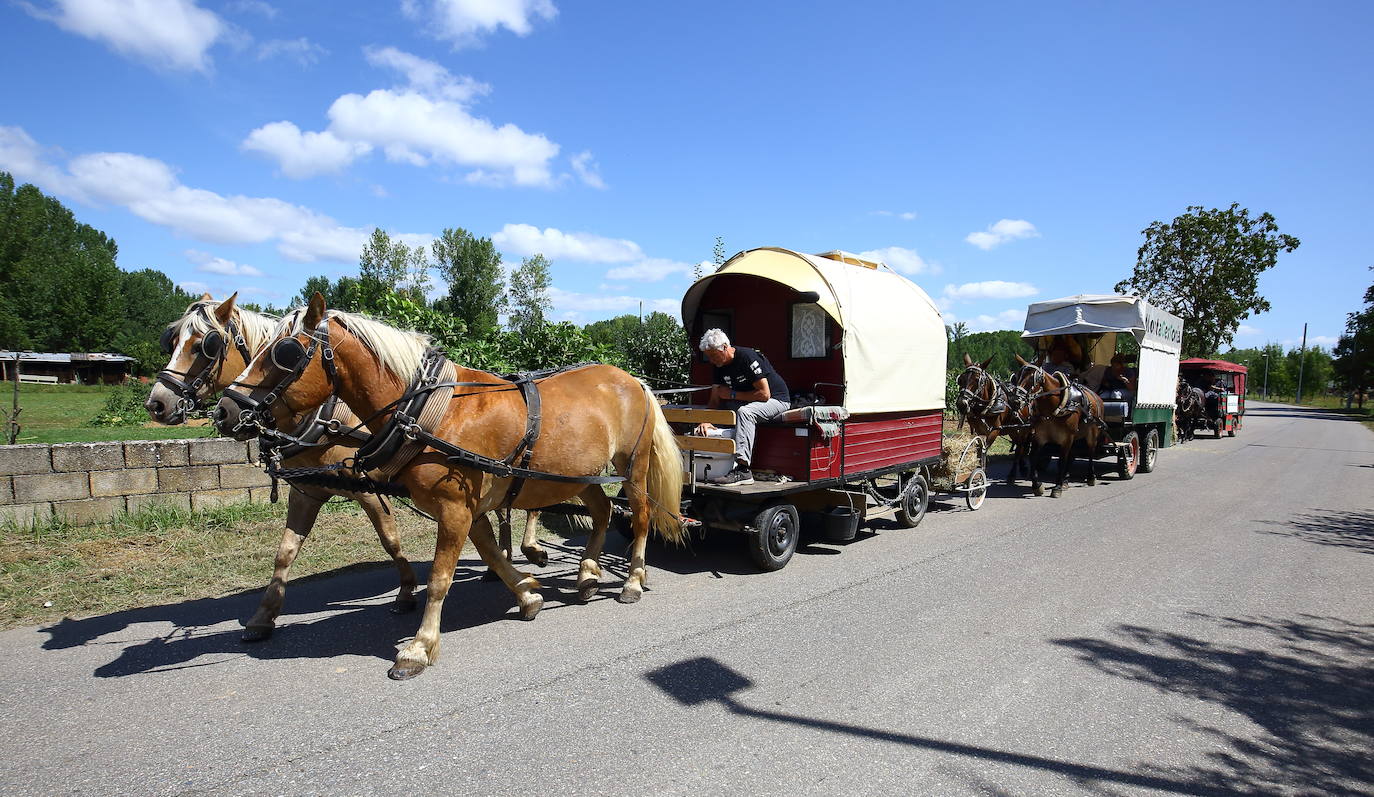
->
[147, 293, 252, 424]
[955, 354, 997, 422]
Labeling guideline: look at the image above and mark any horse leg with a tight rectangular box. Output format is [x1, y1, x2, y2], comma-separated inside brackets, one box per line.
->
[481, 507, 513, 582]
[574, 487, 613, 602]
[1052, 442, 1070, 498]
[520, 509, 549, 567]
[242, 486, 325, 642]
[390, 504, 475, 680]
[357, 493, 418, 614]
[1031, 438, 1046, 496]
[466, 513, 544, 621]
[1085, 433, 1098, 486]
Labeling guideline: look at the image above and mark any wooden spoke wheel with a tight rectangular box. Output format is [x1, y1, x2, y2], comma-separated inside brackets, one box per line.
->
[1139, 428, 1160, 473]
[1117, 431, 1140, 480]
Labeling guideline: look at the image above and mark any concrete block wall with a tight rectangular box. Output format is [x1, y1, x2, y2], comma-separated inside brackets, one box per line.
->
[0, 438, 271, 527]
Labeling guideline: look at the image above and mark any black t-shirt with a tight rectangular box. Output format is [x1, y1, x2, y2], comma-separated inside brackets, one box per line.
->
[713, 346, 789, 403]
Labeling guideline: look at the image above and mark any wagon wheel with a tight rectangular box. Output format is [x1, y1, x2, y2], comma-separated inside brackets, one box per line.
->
[896, 473, 929, 528]
[957, 435, 989, 474]
[1214, 423, 1222, 439]
[1139, 428, 1160, 473]
[964, 468, 988, 511]
[1117, 431, 1139, 480]
[747, 503, 800, 571]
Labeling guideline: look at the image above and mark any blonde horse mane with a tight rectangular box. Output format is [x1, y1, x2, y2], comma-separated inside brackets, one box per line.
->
[280, 308, 431, 381]
[167, 299, 279, 352]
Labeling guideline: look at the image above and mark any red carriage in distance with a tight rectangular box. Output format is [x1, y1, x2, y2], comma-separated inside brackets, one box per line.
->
[1179, 358, 1247, 437]
[660, 247, 963, 571]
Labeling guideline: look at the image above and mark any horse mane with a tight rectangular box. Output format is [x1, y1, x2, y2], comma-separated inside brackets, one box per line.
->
[281, 309, 431, 380]
[167, 299, 278, 352]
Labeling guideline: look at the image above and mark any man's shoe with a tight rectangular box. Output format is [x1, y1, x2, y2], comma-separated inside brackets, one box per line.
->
[710, 467, 754, 486]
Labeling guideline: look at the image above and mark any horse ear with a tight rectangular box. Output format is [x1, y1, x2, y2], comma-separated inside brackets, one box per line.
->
[213, 292, 237, 325]
[963, 353, 973, 367]
[199, 292, 213, 302]
[1014, 354, 1028, 366]
[980, 356, 994, 369]
[303, 292, 327, 330]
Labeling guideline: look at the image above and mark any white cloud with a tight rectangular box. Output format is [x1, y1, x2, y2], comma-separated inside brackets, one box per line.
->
[493, 223, 643, 262]
[943, 280, 1038, 301]
[187, 249, 263, 277]
[857, 246, 936, 275]
[257, 37, 327, 66]
[945, 308, 1026, 333]
[32, 0, 226, 73]
[227, 0, 277, 17]
[872, 210, 917, 221]
[1235, 324, 1262, 337]
[0, 126, 424, 264]
[179, 280, 210, 294]
[1309, 335, 1338, 347]
[570, 150, 606, 189]
[965, 219, 1040, 250]
[403, 0, 557, 48]
[244, 47, 559, 186]
[604, 258, 693, 282]
[548, 287, 677, 321]
[242, 121, 372, 178]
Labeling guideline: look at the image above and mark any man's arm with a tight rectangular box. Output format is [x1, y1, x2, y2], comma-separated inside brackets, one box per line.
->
[731, 377, 771, 402]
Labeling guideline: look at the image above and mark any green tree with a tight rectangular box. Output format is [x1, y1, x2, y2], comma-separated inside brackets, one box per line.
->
[1115, 203, 1300, 357]
[1333, 268, 1374, 393]
[507, 254, 552, 336]
[432, 227, 506, 334]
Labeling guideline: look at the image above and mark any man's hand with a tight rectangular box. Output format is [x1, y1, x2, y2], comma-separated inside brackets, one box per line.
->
[694, 422, 717, 436]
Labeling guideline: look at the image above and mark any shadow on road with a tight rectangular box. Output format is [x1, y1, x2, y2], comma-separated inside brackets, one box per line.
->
[1051, 613, 1374, 795]
[1245, 405, 1370, 423]
[644, 656, 1246, 796]
[1255, 508, 1374, 555]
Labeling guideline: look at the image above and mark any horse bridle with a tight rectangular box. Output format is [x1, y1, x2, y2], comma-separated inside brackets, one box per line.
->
[956, 365, 1002, 419]
[156, 313, 253, 414]
[220, 318, 337, 434]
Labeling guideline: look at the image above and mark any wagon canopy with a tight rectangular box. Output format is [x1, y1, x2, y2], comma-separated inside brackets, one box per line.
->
[1180, 358, 1248, 374]
[1021, 294, 1184, 409]
[681, 247, 946, 414]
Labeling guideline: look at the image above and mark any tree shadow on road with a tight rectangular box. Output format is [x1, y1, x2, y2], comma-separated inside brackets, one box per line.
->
[1051, 613, 1374, 795]
[1255, 508, 1374, 555]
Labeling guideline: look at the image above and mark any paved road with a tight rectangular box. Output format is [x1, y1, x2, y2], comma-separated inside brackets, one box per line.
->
[1, 402, 1370, 796]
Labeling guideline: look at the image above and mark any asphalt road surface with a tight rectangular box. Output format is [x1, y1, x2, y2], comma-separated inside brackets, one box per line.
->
[1, 401, 1370, 796]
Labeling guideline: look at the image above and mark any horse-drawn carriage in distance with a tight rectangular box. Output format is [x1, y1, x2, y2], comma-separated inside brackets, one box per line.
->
[1179, 358, 1247, 437]
[659, 247, 974, 570]
[1020, 294, 1184, 479]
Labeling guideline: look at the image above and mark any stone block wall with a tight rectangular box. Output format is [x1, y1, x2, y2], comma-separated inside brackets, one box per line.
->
[0, 438, 272, 527]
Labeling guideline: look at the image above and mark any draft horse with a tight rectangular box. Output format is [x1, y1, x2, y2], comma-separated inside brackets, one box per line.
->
[955, 354, 1032, 485]
[1013, 355, 1107, 498]
[147, 294, 421, 640]
[216, 293, 684, 680]
[1175, 378, 1205, 442]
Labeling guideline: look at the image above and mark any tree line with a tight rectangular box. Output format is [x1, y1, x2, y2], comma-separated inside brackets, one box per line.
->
[0, 172, 688, 386]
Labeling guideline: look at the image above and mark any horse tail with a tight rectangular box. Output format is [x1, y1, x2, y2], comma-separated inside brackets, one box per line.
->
[641, 383, 686, 544]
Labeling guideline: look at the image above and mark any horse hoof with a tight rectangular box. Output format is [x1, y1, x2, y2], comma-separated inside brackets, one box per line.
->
[387, 662, 426, 681]
[1051, 487, 1063, 498]
[241, 625, 274, 643]
[480, 569, 502, 582]
[523, 548, 549, 568]
[1032, 484, 1044, 497]
[576, 579, 599, 602]
[518, 594, 544, 621]
[390, 596, 418, 614]
[617, 585, 642, 604]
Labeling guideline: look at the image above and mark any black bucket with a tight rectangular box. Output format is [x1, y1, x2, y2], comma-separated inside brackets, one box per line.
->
[823, 506, 859, 542]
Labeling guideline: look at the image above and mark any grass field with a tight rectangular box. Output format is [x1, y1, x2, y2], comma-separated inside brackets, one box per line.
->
[3, 383, 212, 444]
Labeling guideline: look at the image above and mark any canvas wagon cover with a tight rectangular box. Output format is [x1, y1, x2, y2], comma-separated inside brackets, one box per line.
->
[682, 247, 946, 414]
[1022, 294, 1184, 408]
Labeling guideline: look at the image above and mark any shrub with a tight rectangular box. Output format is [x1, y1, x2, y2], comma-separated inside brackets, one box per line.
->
[89, 380, 153, 426]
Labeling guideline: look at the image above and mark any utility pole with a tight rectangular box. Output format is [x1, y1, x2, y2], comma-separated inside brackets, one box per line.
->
[1296, 323, 1308, 403]
[1261, 352, 1270, 400]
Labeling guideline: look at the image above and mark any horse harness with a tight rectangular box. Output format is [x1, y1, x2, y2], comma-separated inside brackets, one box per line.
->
[228, 319, 624, 501]
[1021, 364, 1107, 427]
[957, 365, 1011, 422]
[156, 312, 254, 413]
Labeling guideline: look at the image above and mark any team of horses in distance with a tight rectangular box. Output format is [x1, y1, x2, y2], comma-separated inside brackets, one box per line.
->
[149, 293, 1213, 679]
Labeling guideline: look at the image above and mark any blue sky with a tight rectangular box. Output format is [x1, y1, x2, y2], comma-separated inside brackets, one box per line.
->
[2, 1, 1369, 350]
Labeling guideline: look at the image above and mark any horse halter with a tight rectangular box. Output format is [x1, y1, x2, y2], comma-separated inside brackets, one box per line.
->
[956, 365, 1000, 418]
[221, 318, 337, 434]
[156, 314, 253, 413]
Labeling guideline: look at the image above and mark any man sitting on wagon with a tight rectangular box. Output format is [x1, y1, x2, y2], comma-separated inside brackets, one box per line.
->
[1043, 339, 1081, 382]
[695, 328, 790, 486]
[1099, 353, 1136, 401]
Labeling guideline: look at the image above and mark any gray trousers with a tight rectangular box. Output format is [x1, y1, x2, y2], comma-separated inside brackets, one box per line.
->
[722, 397, 789, 467]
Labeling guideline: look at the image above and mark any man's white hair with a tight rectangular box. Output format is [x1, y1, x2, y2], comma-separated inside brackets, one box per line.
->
[699, 328, 731, 352]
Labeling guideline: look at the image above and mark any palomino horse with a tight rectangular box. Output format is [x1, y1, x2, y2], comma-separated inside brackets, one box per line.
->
[955, 354, 1033, 485]
[215, 294, 684, 680]
[147, 294, 420, 641]
[1175, 378, 1205, 442]
[1013, 355, 1106, 498]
